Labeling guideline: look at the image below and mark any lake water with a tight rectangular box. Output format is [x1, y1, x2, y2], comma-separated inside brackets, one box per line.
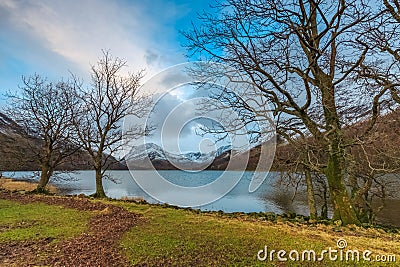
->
[4, 170, 400, 227]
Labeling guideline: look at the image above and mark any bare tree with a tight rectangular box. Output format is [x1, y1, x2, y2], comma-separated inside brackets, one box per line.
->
[358, 0, 400, 105]
[72, 51, 150, 198]
[345, 109, 400, 223]
[6, 75, 78, 192]
[342, 0, 400, 222]
[183, 0, 392, 225]
[275, 135, 321, 221]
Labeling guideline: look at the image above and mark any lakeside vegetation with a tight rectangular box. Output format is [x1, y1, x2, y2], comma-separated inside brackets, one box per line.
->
[0, 187, 399, 266]
[118, 201, 400, 266]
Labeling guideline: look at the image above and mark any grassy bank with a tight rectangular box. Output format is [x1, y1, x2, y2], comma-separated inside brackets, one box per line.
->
[114, 201, 400, 266]
[0, 193, 399, 266]
[0, 199, 90, 242]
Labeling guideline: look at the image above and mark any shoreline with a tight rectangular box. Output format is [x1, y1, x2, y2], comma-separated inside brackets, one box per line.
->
[3, 172, 400, 229]
[0, 177, 58, 194]
[1, 177, 399, 232]
[1, 189, 399, 266]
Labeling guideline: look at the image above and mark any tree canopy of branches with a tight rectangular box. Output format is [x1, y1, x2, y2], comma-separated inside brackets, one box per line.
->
[358, 0, 400, 105]
[72, 51, 149, 198]
[183, 0, 398, 225]
[7, 75, 78, 192]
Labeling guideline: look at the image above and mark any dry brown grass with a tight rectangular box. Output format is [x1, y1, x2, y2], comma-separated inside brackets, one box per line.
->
[120, 196, 146, 203]
[0, 178, 57, 193]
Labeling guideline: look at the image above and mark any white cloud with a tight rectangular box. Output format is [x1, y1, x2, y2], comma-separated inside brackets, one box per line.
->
[0, 0, 16, 9]
[0, 0, 187, 80]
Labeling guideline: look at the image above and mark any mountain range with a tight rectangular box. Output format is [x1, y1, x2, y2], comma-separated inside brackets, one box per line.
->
[125, 143, 233, 170]
[2, 108, 399, 172]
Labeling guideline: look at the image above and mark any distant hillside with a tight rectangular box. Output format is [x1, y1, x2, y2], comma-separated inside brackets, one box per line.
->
[0, 112, 38, 171]
[2, 108, 399, 172]
[202, 108, 400, 172]
[0, 111, 254, 171]
[268, 108, 400, 172]
[0, 112, 126, 172]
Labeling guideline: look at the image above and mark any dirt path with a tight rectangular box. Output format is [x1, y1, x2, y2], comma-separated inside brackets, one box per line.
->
[0, 191, 141, 266]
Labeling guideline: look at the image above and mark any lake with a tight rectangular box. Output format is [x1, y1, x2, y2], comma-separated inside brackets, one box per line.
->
[4, 170, 400, 227]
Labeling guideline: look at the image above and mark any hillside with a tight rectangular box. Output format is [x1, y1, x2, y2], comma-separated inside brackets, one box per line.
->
[0, 111, 266, 171]
[0, 112, 126, 171]
[126, 143, 232, 170]
[0, 112, 38, 171]
[199, 108, 400, 172]
[2, 108, 400, 172]
[269, 108, 400, 172]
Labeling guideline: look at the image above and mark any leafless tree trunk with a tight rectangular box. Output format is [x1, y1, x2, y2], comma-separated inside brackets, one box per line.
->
[6, 75, 79, 193]
[72, 51, 150, 198]
[304, 168, 317, 221]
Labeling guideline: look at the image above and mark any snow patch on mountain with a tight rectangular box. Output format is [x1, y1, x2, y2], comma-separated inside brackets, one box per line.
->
[127, 143, 232, 163]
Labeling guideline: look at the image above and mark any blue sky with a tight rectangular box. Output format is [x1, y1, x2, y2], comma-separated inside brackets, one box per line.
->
[0, 0, 215, 102]
[0, 0, 232, 153]
[0, 0, 273, 155]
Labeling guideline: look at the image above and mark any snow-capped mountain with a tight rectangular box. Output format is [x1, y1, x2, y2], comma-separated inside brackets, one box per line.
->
[127, 143, 231, 163]
[128, 143, 167, 161]
[125, 143, 232, 170]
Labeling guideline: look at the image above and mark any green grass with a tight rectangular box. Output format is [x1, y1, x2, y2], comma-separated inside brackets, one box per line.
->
[0, 197, 398, 266]
[0, 199, 90, 242]
[117, 203, 400, 266]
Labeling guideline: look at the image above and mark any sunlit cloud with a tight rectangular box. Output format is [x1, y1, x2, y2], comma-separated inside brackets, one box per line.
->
[0, 0, 189, 83]
[0, 0, 219, 152]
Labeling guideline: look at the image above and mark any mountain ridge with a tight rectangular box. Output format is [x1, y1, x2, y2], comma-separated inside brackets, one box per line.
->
[2, 108, 399, 172]
[125, 143, 232, 170]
